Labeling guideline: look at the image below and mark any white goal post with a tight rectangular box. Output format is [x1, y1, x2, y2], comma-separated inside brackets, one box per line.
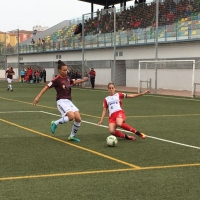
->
[138, 60, 196, 97]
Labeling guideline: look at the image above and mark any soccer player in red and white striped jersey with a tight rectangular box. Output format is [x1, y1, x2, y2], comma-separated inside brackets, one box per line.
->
[97, 82, 149, 141]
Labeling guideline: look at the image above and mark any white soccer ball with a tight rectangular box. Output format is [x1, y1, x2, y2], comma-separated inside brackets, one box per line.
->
[106, 135, 118, 147]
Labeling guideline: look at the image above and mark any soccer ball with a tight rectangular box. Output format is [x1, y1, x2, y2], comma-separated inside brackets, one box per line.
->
[106, 135, 118, 147]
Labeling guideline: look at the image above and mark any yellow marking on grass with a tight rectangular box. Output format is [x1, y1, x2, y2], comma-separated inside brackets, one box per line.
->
[0, 163, 200, 181]
[0, 168, 134, 181]
[141, 163, 200, 170]
[0, 96, 102, 118]
[126, 113, 200, 118]
[0, 96, 56, 110]
[0, 118, 140, 169]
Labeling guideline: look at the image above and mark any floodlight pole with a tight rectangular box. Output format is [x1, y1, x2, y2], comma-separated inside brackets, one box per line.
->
[82, 14, 85, 80]
[113, 7, 116, 83]
[17, 29, 20, 80]
[155, 0, 159, 94]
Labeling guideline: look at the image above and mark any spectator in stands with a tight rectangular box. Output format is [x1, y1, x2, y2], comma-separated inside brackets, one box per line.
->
[130, 19, 135, 29]
[186, 6, 192, 17]
[177, 2, 186, 18]
[166, 11, 175, 23]
[37, 38, 41, 48]
[31, 39, 35, 45]
[88, 68, 96, 89]
[42, 39, 45, 50]
[74, 23, 82, 35]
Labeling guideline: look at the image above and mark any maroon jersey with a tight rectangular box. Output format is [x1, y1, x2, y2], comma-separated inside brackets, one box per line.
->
[47, 75, 74, 101]
[6, 70, 15, 79]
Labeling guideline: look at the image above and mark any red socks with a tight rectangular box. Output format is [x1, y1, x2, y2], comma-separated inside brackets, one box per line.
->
[113, 130, 125, 138]
[120, 123, 137, 133]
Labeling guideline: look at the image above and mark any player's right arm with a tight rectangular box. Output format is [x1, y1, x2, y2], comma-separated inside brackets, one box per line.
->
[33, 85, 49, 105]
[97, 107, 107, 125]
[97, 99, 108, 125]
[33, 78, 57, 105]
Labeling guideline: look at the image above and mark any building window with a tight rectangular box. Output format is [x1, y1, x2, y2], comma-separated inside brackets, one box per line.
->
[56, 55, 61, 59]
[119, 52, 123, 56]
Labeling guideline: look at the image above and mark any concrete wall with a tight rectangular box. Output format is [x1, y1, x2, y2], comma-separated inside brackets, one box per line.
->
[5, 41, 200, 92]
[126, 68, 200, 91]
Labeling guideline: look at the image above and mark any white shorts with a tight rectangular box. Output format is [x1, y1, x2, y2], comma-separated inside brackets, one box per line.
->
[7, 78, 12, 83]
[57, 99, 79, 117]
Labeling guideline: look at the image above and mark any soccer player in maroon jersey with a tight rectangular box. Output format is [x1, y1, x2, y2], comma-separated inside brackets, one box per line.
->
[97, 82, 149, 141]
[33, 60, 88, 142]
[5, 66, 15, 91]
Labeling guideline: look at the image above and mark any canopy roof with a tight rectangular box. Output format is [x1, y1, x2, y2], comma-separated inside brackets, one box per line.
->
[78, 0, 132, 6]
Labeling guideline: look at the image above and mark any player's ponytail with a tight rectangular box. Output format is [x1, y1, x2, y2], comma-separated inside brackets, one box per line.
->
[57, 60, 66, 69]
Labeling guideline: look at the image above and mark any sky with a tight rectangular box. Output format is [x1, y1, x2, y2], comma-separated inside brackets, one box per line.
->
[0, 0, 136, 32]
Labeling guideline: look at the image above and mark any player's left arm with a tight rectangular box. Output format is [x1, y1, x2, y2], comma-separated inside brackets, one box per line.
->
[126, 90, 149, 98]
[72, 77, 88, 85]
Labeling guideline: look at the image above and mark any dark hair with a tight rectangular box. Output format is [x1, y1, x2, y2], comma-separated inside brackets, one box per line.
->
[57, 60, 66, 70]
[108, 82, 115, 88]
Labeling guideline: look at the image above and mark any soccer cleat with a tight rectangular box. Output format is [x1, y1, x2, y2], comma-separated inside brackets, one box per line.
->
[125, 134, 136, 141]
[7, 88, 9, 91]
[68, 136, 80, 142]
[51, 121, 57, 134]
[11, 89, 13, 92]
[135, 131, 146, 139]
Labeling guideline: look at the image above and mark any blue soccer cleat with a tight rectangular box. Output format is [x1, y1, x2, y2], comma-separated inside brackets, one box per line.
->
[68, 136, 80, 142]
[51, 121, 57, 134]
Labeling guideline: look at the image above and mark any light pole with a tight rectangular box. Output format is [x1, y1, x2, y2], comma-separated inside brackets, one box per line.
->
[17, 29, 20, 79]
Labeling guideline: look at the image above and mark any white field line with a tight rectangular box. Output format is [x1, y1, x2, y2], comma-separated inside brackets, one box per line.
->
[0, 111, 41, 114]
[40, 111, 200, 150]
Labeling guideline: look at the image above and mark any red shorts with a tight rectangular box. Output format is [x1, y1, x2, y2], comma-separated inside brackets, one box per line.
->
[109, 110, 126, 124]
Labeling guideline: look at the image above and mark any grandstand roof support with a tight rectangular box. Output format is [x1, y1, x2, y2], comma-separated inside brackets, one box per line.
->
[79, 0, 131, 10]
[91, 2, 94, 12]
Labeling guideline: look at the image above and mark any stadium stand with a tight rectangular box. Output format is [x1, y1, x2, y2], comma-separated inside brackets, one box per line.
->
[7, 0, 200, 54]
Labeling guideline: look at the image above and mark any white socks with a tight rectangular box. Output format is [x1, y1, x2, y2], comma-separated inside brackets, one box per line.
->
[54, 117, 81, 137]
[54, 116, 69, 125]
[70, 121, 81, 137]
